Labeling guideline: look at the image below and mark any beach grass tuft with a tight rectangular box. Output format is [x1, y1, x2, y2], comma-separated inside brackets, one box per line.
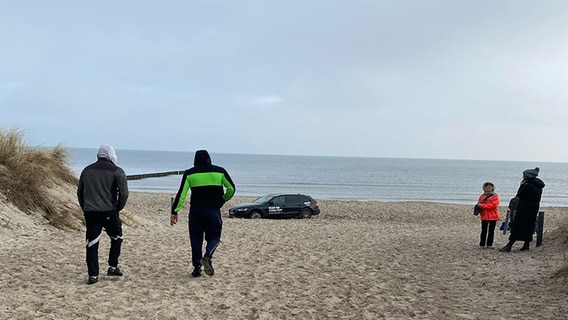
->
[553, 218, 568, 280]
[0, 128, 82, 230]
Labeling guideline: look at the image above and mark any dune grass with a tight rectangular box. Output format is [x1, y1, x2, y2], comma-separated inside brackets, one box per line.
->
[553, 219, 568, 280]
[0, 128, 81, 229]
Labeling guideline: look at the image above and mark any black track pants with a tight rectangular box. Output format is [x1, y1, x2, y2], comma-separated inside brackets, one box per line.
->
[84, 211, 123, 277]
[189, 207, 222, 268]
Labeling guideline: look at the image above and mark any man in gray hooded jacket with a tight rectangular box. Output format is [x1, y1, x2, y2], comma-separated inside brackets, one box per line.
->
[77, 145, 129, 284]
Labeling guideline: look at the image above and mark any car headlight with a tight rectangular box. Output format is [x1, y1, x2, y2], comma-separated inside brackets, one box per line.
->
[236, 208, 248, 212]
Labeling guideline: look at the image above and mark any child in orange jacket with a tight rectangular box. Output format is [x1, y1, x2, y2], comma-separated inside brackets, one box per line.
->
[477, 182, 501, 248]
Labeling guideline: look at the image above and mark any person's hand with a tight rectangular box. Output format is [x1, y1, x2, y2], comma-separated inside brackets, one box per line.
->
[170, 214, 178, 226]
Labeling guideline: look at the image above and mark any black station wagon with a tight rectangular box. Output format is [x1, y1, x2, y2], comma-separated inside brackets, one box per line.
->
[228, 193, 321, 219]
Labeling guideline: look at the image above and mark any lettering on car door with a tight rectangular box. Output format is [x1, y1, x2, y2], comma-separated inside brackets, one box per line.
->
[268, 196, 285, 215]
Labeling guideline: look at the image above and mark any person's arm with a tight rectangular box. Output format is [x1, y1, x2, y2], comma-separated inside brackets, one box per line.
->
[477, 194, 484, 205]
[170, 172, 190, 225]
[222, 169, 236, 202]
[480, 194, 499, 210]
[116, 168, 129, 211]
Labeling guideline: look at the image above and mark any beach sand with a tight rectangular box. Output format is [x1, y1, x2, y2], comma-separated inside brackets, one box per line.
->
[1, 192, 567, 319]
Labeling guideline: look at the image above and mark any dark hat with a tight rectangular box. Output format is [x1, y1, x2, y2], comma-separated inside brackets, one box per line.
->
[523, 168, 539, 179]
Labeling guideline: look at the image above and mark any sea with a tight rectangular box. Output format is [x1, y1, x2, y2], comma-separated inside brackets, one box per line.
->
[68, 148, 568, 207]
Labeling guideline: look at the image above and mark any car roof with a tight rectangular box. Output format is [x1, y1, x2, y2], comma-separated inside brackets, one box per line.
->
[266, 193, 312, 197]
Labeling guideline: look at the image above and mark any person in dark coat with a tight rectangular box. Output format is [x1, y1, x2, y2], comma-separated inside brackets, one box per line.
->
[170, 150, 236, 277]
[77, 145, 129, 284]
[500, 167, 545, 252]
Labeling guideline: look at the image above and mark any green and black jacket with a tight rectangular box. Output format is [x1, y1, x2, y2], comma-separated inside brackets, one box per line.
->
[171, 150, 236, 214]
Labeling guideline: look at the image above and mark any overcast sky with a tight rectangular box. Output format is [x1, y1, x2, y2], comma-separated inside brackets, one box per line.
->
[1, 1, 567, 162]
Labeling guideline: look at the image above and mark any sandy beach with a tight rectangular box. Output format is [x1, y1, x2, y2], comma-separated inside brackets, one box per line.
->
[1, 192, 567, 320]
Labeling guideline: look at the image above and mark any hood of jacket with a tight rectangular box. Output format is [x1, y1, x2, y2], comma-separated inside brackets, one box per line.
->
[194, 149, 212, 166]
[97, 145, 117, 164]
[528, 177, 546, 189]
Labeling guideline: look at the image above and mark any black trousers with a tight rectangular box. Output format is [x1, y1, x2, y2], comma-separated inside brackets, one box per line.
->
[480, 220, 497, 247]
[189, 207, 222, 268]
[84, 211, 123, 277]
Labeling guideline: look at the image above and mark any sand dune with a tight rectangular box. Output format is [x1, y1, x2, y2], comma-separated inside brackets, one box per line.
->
[1, 192, 567, 319]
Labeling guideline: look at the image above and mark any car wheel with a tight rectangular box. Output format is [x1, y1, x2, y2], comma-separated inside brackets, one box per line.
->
[249, 210, 262, 219]
[299, 208, 312, 219]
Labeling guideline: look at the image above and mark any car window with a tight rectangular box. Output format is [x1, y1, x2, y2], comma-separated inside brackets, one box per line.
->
[272, 196, 285, 205]
[298, 195, 312, 205]
[285, 195, 300, 204]
[253, 195, 272, 204]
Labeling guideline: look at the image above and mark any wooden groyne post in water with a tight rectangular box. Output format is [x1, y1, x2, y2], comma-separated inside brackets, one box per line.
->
[126, 170, 184, 180]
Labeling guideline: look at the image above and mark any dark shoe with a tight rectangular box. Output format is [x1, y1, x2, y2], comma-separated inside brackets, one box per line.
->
[191, 267, 202, 278]
[520, 244, 530, 251]
[107, 266, 123, 276]
[200, 257, 214, 276]
[499, 245, 512, 252]
[87, 276, 99, 285]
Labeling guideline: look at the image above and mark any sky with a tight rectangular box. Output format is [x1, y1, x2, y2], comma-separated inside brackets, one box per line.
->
[1, 1, 568, 162]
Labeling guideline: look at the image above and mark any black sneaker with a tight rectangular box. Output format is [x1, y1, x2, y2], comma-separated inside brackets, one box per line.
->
[499, 245, 512, 252]
[107, 266, 123, 276]
[87, 276, 99, 285]
[191, 267, 202, 278]
[200, 257, 214, 276]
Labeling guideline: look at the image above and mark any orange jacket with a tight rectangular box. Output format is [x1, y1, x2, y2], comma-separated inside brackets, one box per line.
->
[477, 193, 500, 221]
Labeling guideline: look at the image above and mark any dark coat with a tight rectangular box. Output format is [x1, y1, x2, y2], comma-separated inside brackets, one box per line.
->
[509, 177, 545, 242]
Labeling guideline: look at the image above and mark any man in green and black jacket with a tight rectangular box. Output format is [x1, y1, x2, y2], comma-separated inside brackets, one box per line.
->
[170, 149, 236, 277]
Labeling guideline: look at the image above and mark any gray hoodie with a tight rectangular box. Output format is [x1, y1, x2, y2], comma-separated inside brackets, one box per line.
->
[77, 145, 129, 212]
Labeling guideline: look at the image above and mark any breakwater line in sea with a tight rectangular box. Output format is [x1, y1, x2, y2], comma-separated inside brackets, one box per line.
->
[126, 170, 184, 180]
